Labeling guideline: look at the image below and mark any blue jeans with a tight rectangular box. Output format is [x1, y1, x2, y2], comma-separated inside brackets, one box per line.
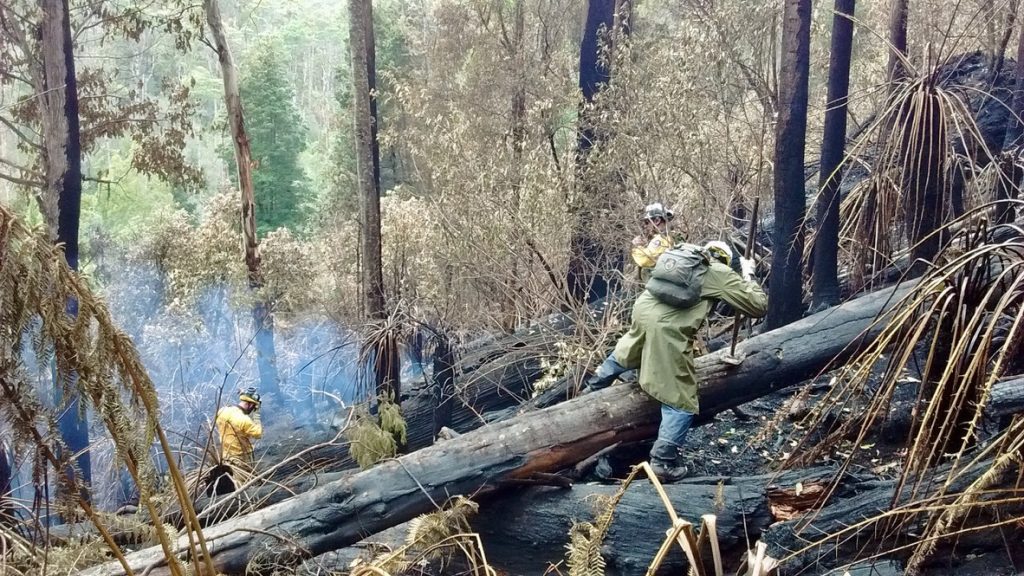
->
[651, 404, 695, 463]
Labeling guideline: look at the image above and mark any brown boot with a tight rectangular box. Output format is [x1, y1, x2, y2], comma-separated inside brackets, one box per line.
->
[650, 458, 689, 483]
[649, 440, 689, 483]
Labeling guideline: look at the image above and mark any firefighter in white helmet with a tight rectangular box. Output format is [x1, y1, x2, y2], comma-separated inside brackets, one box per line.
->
[630, 202, 677, 281]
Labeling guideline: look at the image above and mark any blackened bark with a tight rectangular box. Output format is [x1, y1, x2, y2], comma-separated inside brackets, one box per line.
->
[40, 0, 91, 490]
[350, 0, 398, 401]
[766, 0, 811, 329]
[351, 0, 385, 320]
[811, 0, 856, 309]
[996, 21, 1024, 225]
[566, 0, 618, 304]
[887, 0, 908, 85]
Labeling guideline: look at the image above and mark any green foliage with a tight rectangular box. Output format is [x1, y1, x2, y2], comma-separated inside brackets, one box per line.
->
[345, 395, 407, 470]
[238, 39, 311, 234]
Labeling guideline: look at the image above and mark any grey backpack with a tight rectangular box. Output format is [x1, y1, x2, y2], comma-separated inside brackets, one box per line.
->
[645, 243, 710, 309]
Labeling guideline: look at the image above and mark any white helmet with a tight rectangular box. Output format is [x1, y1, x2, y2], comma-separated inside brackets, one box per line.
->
[704, 240, 732, 267]
[643, 202, 675, 222]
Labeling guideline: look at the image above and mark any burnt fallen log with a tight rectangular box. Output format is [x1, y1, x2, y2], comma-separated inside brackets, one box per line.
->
[252, 307, 596, 485]
[84, 279, 917, 576]
[763, 457, 1024, 575]
[984, 374, 1024, 418]
[299, 467, 851, 576]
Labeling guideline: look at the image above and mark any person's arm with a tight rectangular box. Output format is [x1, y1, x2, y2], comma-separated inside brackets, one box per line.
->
[244, 411, 263, 439]
[703, 262, 768, 318]
[225, 408, 263, 439]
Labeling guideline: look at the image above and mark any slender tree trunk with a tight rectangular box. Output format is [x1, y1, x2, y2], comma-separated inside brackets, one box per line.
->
[500, 0, 527, 331]
[887, 0, 909, 85]
[205, 0, 284, 408]
[997, 11, 1024, 225]
[367, 0, 381, 193]
[350, 0, 399, 402]
[566, 0, 618, 305]
[39, 0, 91, 493]
[351, 0, 385, 320]
[766, 0, 811, 329]
[811, 0, 856, 309]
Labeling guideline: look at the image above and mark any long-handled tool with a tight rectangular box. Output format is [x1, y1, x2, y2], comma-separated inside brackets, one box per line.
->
[721, 198, 759, 367]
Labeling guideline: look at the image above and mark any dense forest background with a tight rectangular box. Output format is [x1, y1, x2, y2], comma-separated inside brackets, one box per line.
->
[0, 0, 1016, 496]
[3, 0, 1024, 572]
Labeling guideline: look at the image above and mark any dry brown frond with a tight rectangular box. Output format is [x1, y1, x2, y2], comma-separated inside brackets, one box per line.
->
[786, 213, 1024, 573]
[0, 205, 214, 575]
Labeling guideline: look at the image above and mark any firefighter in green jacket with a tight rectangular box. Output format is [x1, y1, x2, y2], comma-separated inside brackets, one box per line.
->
[597, 241, 768, 482]
[583, 203, 678, 390]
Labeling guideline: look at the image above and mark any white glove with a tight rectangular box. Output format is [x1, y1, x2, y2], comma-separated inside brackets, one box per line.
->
[740, 257, 756, 281]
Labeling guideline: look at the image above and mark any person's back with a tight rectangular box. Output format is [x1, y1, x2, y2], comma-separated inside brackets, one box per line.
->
[216, 402, 262, 464]
[610, 242, 767, 482]
[619, 259, 767, 412]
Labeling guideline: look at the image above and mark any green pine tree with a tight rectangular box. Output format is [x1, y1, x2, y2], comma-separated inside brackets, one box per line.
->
[239, 40, 310, 234]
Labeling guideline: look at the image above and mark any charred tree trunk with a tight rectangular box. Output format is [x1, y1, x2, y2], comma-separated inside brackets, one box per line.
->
[350, 0, 398, 402]
[85, 278, 919, 576]
[39, 0, 91, 493]
[566, 0, 618, 305]
[205, 0, 284, 408]
[811, 0, 855, 309]
[996, 19, 1024, 225]
[351, 0, 384, 320]
[766, 0, 811, 329]
[887, 0, 909, 85]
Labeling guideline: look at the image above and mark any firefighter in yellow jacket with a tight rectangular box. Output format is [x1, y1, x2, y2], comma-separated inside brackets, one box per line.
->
[216, 388, 263, 482]
[630, 202, 676, 281]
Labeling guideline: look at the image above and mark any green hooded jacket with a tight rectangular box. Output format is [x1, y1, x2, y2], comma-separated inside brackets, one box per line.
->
[612, 261, 768, 413]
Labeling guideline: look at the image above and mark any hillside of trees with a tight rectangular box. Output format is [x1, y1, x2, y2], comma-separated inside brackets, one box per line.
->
[2, 0, 1024, 575]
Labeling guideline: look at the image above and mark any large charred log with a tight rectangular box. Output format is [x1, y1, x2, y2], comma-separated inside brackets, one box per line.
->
[298, 468, 857, 576]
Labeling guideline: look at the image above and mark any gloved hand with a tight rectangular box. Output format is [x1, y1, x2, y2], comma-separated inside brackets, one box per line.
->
[631, 234, 646, 247]
[740, 257, 757, 281]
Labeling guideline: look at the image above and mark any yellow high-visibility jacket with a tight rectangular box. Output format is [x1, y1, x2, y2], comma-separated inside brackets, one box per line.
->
[216, 405, 262, 462]
[631, 233, 675, 281]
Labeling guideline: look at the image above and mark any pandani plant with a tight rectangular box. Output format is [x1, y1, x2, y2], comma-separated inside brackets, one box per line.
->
[813, 45, 1006, 291]
[0, 205, 213, 576]
[784, 206, 1024, 574]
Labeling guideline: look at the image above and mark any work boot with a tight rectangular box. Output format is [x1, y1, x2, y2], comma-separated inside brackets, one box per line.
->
[650, 458, 690, 483]
[582, 355, 626, 394]
[649, 439, 689, 483]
